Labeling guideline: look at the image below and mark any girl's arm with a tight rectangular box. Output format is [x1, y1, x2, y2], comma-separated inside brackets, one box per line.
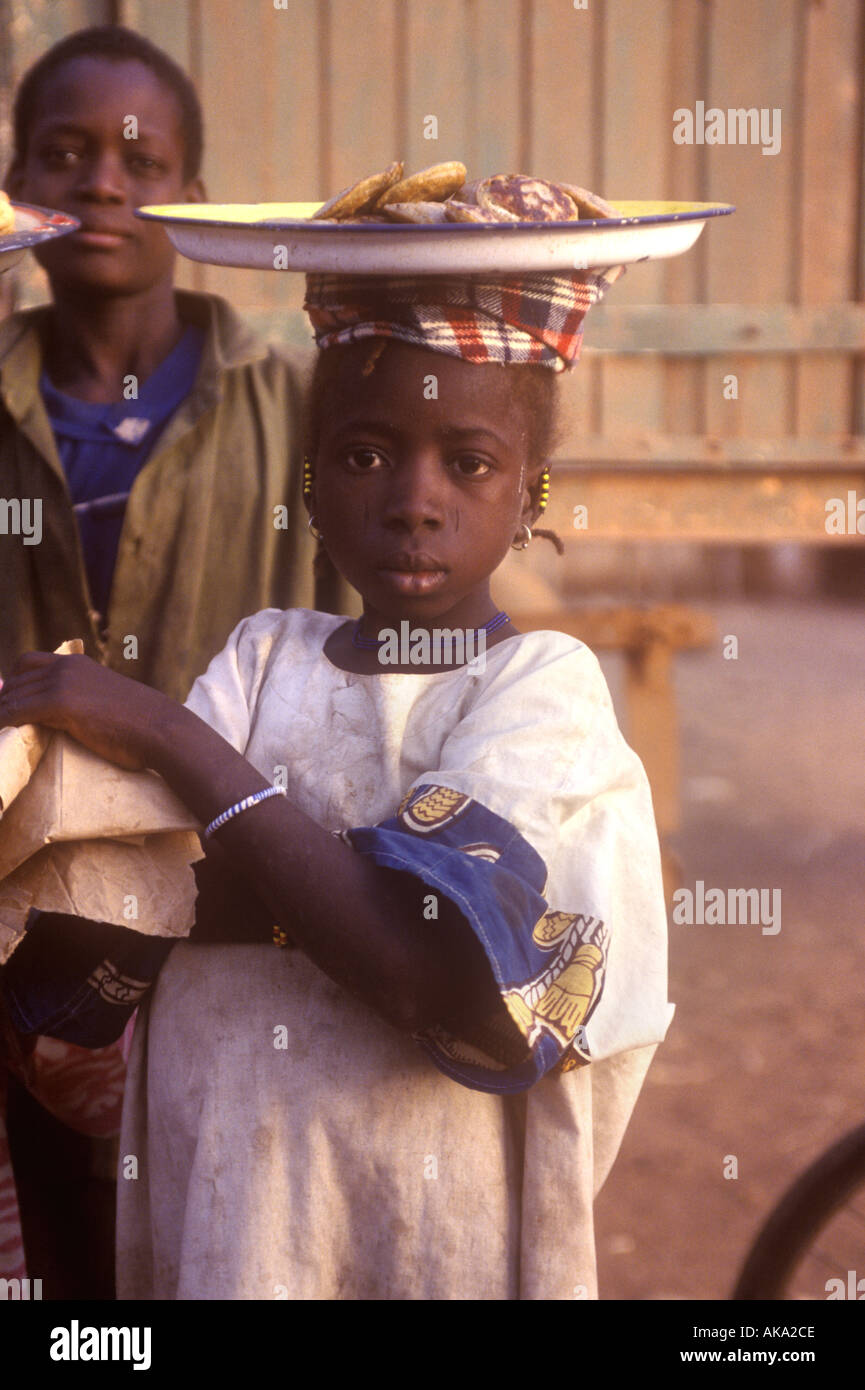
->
[0, 654, 499, 1034]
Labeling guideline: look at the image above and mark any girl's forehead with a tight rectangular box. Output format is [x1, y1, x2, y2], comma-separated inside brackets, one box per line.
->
[326, 342, 521, 424]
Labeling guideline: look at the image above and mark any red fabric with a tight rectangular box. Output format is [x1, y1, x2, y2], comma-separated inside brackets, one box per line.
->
[305, 267, 624, 372]
[0, 1037, 127, 1279]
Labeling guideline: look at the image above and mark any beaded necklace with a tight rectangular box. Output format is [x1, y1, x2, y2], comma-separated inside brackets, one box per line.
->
[352, 610, 511, 651]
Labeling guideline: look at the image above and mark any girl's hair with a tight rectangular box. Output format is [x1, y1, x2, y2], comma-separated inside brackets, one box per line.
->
[304, 340, 563, 549]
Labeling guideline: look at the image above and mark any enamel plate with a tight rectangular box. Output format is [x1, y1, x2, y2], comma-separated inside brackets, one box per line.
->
[0, 203, 81, 273]
[136, 201, 734, 274]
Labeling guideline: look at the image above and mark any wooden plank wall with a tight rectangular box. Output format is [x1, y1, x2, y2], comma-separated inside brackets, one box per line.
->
[2, 0, 864, 597]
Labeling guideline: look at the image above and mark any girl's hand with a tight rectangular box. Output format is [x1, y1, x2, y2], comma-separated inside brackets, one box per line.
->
[0, 652, 170, 771]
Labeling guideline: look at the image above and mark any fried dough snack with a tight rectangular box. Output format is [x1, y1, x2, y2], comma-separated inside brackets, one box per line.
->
[476, 174, 577, 222]
[313, 162, 404, 220]
[0, 192, 15, 235]
[558, 182, 620, 219]
[312, 163, 619, 226]
[379, 162, 467, 206]
[383, 201, 451, 224]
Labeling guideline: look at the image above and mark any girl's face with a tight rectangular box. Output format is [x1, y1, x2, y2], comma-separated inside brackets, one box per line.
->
[312, 341, 543, 631]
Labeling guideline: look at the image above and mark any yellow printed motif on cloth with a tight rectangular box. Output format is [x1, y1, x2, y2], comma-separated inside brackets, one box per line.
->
[504, 910, 608, 1056]
[399, 784, 471, 834]
[396, 788, 503, 861]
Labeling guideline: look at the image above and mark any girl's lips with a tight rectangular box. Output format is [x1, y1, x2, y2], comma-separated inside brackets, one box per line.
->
[376, 568, 448, 595]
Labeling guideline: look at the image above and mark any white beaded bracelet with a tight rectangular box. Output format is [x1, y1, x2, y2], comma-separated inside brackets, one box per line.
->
[203, 785, 287, 840]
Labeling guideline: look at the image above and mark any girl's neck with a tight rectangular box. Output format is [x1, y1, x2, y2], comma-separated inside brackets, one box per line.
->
[323, 613, 520, 676]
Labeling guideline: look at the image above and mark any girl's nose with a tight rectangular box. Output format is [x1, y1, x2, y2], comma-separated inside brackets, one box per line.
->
[381, 454, 447, 531]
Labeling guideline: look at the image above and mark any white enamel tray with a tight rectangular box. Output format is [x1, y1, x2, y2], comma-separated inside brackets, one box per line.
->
[0, 203, 80, 273]
[136, 200, 734, 274]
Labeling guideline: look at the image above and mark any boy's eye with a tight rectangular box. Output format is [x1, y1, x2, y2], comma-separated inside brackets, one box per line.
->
[452, 454, 492, 478]
[41, 147, 82, 168]
[344, 448, 387, 471]
[128, 154, 164, 174]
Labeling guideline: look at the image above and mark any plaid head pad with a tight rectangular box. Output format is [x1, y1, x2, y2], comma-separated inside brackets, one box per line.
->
[304, 266, 625, 372]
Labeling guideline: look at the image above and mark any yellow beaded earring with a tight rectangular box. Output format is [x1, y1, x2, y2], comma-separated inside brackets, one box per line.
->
[537, 466, 550, 514]
[303, 455, 324, 540]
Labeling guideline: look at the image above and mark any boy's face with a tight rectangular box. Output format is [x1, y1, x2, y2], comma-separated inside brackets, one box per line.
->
[7, 56, 205, 297]
[312, 342, 543, 628]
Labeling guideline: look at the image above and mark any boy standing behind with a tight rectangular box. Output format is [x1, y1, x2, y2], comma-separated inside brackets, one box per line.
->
[0, 25, 315, 700]
[0, 24, 314, 1297]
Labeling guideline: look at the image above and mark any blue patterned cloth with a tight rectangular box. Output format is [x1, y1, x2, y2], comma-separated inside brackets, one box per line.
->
[347, 783, 608, 1093]
[1, 911, 173, 1047]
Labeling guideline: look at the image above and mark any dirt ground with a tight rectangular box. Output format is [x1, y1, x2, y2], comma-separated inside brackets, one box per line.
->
[591, 598, 865, 1301]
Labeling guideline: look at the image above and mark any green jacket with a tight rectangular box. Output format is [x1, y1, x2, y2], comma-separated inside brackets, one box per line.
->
[0, 291, 318, 700]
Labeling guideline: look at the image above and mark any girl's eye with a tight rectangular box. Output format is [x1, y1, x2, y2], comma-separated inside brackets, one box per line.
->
[344, 448, 386, 471]
[452, 455, 492, 478]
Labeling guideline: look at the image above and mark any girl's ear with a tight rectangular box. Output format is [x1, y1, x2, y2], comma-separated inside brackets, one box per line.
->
[520, 461, 563, 553]
[522, 461, 548, 526]
[302, 454, 316, 516]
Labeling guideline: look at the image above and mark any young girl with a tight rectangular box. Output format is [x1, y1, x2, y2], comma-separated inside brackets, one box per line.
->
[0, 268, 672, 1300]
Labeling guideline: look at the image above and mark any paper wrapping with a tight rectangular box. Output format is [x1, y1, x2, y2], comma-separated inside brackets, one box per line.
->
[0, 638, 82, 814]
[0, 641, 203, 964]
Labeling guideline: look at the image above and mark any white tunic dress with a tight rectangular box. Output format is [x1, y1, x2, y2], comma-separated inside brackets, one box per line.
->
[116, 608, 673, 1300]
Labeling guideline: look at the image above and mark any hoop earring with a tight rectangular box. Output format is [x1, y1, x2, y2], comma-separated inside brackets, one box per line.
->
[307, 515, 324, 542]
[511, 523, 532, 550]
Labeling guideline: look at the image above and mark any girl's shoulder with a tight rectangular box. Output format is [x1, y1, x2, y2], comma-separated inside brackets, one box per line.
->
[486, 626, 594, 668]
[477, 627, 612, 712]
[232, 606, 345, 645]
[222, 607, 346, 671]
[450, 628, 632, 793]
[186, 609, 346, 733]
